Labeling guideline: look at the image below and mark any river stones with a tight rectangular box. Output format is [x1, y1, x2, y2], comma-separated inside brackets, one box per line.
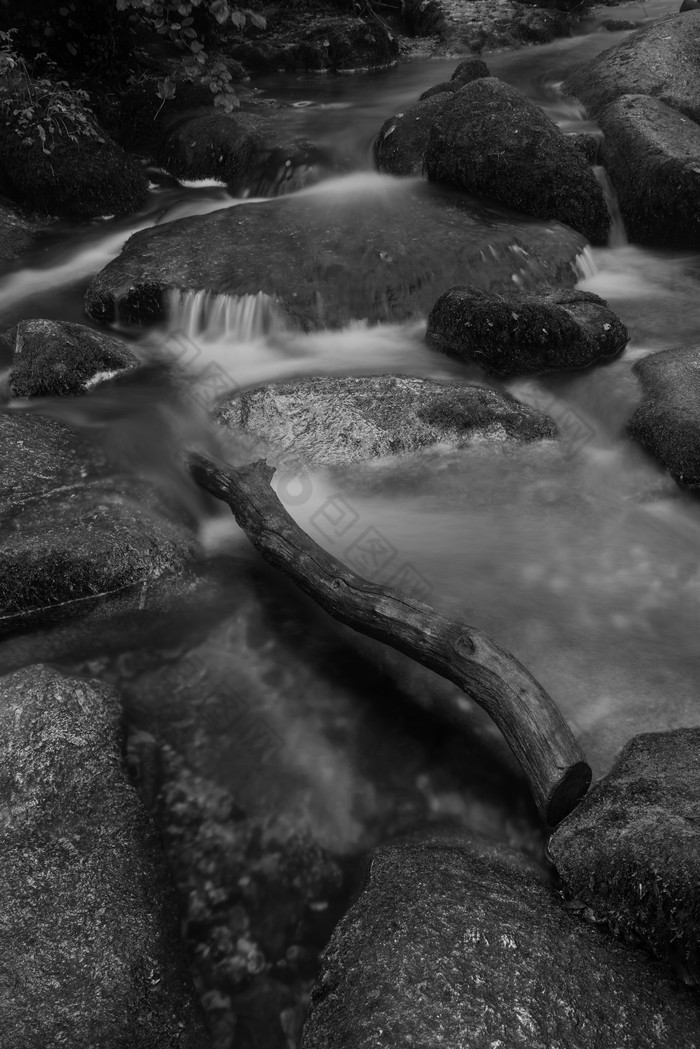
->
[228, 14, 398, 73]
[426, 286, 628, 375]
[0, 89, 148, 220]
[563, 12, 700, 124]
[6, 319, 138, 398]
[549, 728, 700, 987]
[597, 95, 700, 249]
[215, 375, 557, 468]
[301, 831, 700, 1049]
[424, 78, 610, 244]
[375, 94, 451, 176]
[627, 345, 700, 487]
[84, 176, 587, 330]
[0, 409, 197, 637]
[0, 664, 208, 1048]
[418, 58, 490, 101]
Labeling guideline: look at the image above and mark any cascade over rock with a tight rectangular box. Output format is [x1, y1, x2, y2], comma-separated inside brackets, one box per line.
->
[85, 176, 587, 330]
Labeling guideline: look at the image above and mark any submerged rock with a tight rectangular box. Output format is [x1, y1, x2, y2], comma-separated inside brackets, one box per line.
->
[549, 728, 700, 987]
[563, 12, 700, 123]
[627, 344, 700, 487]
[301, 831, 700, 1048]
[0, 409, 197, 636]
[84, 176, 587, 330]
[425, 78, 610, 244]
[598, 94, 700, 248]
[215, 375, 558, 468]
[426, 285, 628, 375]
[6, 319, 138, 398]
[0, 664, 208, 1048]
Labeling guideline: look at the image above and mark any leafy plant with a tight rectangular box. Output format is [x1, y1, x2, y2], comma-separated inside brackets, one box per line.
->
[0, 29, 105, 154]
[116, 0, 266, 113]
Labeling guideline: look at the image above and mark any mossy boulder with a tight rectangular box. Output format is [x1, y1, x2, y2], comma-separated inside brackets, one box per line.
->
[627, 344, 700, 487]
[0, 664, 209, 1048]
[426, 285, 628, 375]
[84, 176, 587, 330]
[424, 77, 611, 244]
[598, 94, 700, 248]
[549, 729, 700, 986]
[215, 374, 558, 468]
[417, 59, 490, 102]
[229, 16, 398, 73]
[0, 90, 147, 219]
[6, 319, 138, 398]
[0, 410, 196, 636]
[0, 201, 43, 270]
[563, 12, 700, 123]
[301, 831, 700, 1048]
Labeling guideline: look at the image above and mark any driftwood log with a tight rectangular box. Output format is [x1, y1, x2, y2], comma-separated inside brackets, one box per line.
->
[190, 454, 591, 826]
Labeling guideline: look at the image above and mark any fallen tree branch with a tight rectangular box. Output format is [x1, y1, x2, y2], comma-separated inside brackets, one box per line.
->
[190, 454, 591, 826]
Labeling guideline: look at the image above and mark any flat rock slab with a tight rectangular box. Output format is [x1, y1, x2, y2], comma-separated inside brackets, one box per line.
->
[549, 728, 700, 987]
[215, 375, 557, 468]
[7, 319, 138, 397]
[425, 78, 610, 244]
[563, 12, 700, 123]
[598, 94, 700, 248]
[84, 176, 587, 330]
[0, 410, 196, 636]
[301, 832, 700, 1048]
[426, 285, 628, 375]
[627, 344, 700, 487]
[0, 664, 208, 1048]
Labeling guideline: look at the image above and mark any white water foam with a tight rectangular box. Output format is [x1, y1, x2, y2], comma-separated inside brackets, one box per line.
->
[167, 289, 287, 343]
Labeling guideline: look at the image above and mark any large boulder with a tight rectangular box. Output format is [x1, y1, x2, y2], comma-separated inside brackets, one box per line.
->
[0, 86, 148, 219]
[229, 15, 398, 73]
[426, 285, 628, 374]
[0, 664, 208, 1048]
[215, 375, 558, 468]
[0, 409, 197, 636]
[6, 319, 138, 398]
[549, 728, 700, 986]
[563, 12, 700, 123]
[627, 344, 700, 487]
[424, 78, 610, 244]
[598, 94, 700, 248]
[84, 176, 587, 330]
[301, 831, 700, 1048]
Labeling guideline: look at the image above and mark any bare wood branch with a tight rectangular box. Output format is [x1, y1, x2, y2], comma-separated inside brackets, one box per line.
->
[189, 453, 591, 826]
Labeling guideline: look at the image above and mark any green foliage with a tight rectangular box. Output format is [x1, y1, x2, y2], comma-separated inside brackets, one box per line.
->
[0, 29, 105, 154]
[116, 0, 266, 112]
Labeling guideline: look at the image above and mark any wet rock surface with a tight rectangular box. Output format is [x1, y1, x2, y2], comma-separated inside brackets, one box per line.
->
[563, 12, 700, 123]
[93, 570, 543, 1048]
[408, 0, 571, 53]
[598, 94, 700, 249]
[425, 78, 610, 244]
[215, 374, 558, 468]
[0, 663, 208, 1048]
[228, 14, 398, 73]
[301, 831, 700, 1049]
[0, 409, 197, 637]
[6, 319, 138, 398]
[84, 177, 587, 330]
[375, 93, 450, 177]
[426, 285, 628, 375]
[627, 344, 700, 487]
[549, 728, 700, 986]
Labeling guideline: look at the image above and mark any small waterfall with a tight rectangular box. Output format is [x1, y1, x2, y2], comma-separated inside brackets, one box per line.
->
[575, 246, 598, 280]
[166, 289, 288, 342]
[594, 164, 628, 248]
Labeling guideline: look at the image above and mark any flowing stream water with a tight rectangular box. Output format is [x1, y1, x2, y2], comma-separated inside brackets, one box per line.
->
[1, 0, 698, 806]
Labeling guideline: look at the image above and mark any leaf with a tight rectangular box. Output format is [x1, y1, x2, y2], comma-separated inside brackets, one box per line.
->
[229, 10, 245, 28]
[190, 39, 203, 52]
[66, 43, 77, 55]
[247, 12, 266, 29]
